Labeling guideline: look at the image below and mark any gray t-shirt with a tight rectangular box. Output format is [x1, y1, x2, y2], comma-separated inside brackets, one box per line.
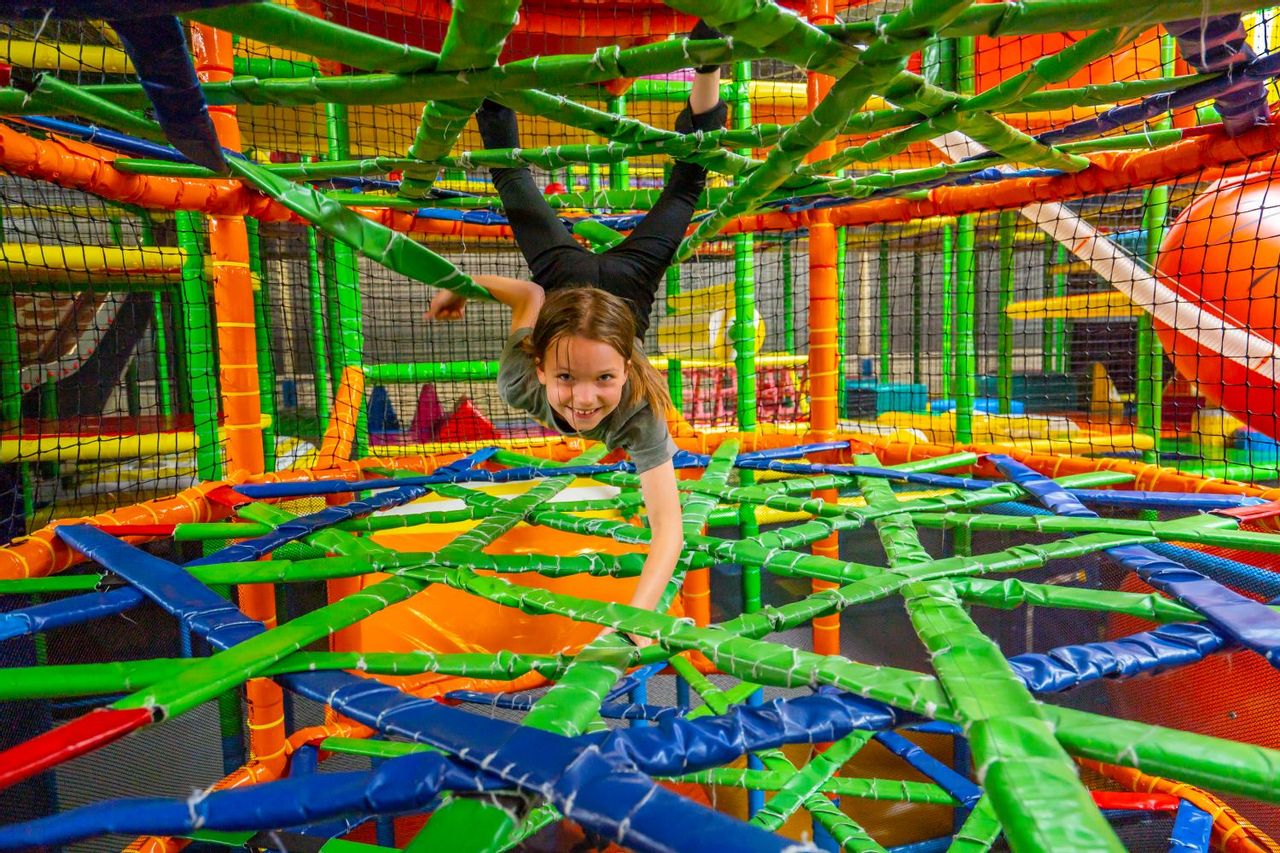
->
[497, 328, 677, 473]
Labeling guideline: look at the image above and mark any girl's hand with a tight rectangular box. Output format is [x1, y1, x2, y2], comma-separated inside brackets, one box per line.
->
[426, 290, 468, 321]
[595, 625, 653, 648]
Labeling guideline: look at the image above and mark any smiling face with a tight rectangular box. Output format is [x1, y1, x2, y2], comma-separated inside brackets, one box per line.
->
[535, 334, 629, 431]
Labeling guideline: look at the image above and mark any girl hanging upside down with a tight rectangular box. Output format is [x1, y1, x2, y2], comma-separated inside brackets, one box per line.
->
[427, 23, 727, 642]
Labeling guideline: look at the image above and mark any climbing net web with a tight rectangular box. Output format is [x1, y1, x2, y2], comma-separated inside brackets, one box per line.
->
[4, 0, 1280, 851]
[4, 440, 1280, 851]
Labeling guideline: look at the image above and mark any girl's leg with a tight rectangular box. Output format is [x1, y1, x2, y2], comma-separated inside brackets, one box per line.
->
[610, 95, 726, 264]
[476, 100, 588, 289]
[600, 67, 726, 337]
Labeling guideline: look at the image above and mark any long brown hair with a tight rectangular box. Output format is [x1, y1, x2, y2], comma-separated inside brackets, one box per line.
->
[523, 287, 671, 418]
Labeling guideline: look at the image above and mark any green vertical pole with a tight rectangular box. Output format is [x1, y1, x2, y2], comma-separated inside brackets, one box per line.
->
[735, 209, 759, 567]
[948, 15, 976, 554]
[938, 37, 957, 90]
[940, 221, 954, 402]
[0, 221, 25, 528]
[922, 35, 952, 89]
[1136, 210, 1167, 465]
[911, 251, 923, 386]
[835, 226, 847, 415]
[0, 300, 19, 427]
[324, 102, 351, 171]
[732, 111, 760, 604]
[322, 237, 341, 394]
[953, 35, 977, 443]
[1137, 33, 1175, 466]
[954, 214, 977, 444]
[325, 102, 367, 457]
[878, 229, 891, 381]
[305, 224, 332, 430]
[922, 36, 940, 86]
[607, 94, 629, 192]
[125, 362, 142, 417]
[933, 31, 957, 408]
[162, 292, 183, 414]
[321, 110, 346, 387]
[1041, 237, 1054, 373]
[956, 31, 974, 110]
[781, 236, 795, 353]
[730, 57, 763, 818]
[140, 216, 173, 418]
[246, 217, 278, 470]
[171, 276, 191, 418]
[665, 265, 683, 414]
[731, 60, 756, 436]
[330, 242, 364, 455]
[997, 211, 1016, 415]
[1052, 243, 1068, 374]
[175, 211, 223, 481]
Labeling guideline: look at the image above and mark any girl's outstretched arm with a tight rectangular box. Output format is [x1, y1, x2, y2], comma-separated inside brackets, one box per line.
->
[426, 274, 544, 334]
[623, 460, 684, 644]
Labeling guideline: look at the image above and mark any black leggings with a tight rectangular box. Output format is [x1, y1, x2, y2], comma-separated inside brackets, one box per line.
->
[478, 99, 727, 338]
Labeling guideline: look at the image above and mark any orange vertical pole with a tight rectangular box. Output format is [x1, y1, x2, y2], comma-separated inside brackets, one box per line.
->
[190, 22, 285, 778]
[682, 552, 712, 627]
[807, 0, 841, 657]
[190, 24, 264, 479]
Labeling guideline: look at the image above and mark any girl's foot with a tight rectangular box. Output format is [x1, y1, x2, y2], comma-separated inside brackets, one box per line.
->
[690, 19, 725, 74]
[476, 99, 520, 150]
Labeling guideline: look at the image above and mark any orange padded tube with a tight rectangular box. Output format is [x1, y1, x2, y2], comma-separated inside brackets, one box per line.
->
[191, 19, 283, 781]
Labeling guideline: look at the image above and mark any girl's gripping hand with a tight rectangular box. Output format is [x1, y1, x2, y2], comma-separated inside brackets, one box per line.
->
[426, 289, 468, 321]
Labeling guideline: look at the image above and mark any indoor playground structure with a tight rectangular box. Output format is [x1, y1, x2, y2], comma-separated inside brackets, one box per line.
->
[13, 1, 1280, 851]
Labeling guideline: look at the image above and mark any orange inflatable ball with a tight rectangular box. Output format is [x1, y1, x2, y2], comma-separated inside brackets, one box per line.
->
[1154, 173, 1280, 440]
[543, 181, 568, 196]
